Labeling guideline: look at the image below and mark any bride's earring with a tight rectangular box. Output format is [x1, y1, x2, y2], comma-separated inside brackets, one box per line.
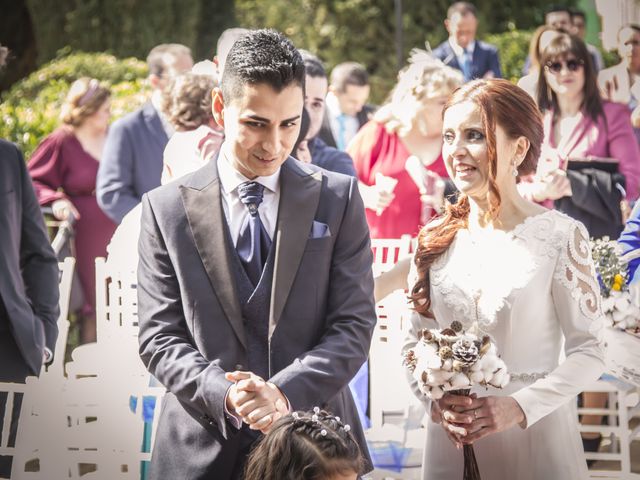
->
[512, 160, 519, 177]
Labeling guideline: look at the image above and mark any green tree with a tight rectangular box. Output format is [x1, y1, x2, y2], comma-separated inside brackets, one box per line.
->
[235, 0, 576, 103]
[0, 50, 148, 158]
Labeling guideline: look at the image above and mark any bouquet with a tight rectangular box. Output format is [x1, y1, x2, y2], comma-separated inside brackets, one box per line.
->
[591, 237, 640, 331]
[403, 321, 509, 480]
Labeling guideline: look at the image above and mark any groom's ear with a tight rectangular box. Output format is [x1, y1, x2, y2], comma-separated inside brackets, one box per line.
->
[212, 88, 225, 128]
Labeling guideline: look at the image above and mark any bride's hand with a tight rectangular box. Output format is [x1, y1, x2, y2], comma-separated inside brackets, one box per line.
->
[432, 393, 482, 449]
[458, 396, 525, 445]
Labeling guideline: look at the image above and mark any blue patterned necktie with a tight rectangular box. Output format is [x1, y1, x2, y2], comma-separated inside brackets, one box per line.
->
[461, 48, 472, 81]
[236, 181, 272, 286]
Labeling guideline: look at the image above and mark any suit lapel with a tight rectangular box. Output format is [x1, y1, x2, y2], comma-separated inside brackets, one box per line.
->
[441, 43, 460, 70]
[270, 160, 322, 333]
[180, 160, 247, 349]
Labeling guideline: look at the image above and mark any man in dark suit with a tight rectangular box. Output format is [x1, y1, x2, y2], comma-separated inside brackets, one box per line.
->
[97, 43, 193, 223]
[432, 1, 501, 82]
[137, 30, 376, 479]
[299, 50, 357, 176]
[0, 139, 60, 475]
[319, 62, 375, 150]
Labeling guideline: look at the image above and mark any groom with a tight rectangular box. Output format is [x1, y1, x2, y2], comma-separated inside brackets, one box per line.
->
[137, 29, 376, 478]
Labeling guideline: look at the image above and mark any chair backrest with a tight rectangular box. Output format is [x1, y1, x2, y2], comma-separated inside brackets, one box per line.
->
[95, 257, 139, 343]
[47, 257, 76, 376]
[371, 235, 412, 276]
[0, 381, 27, 459]
[369, 291, 422, 428]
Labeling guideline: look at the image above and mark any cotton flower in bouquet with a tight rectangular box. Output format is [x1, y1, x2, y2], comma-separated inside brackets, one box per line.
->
[403, 320, 510, 401]
[591, 237, 640, 330]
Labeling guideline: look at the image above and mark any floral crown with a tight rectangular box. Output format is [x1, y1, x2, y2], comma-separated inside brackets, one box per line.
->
[290, 407, 351, 437]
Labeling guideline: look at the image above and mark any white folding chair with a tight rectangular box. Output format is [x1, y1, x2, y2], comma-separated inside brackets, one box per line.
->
[66, 258, 145, 382]
[371, 236, 412, 277]
[367, 291, 425, 479]
[579, 376, 640, 479]
[43, 257, 76, 378]
[0, 381, 27, 479]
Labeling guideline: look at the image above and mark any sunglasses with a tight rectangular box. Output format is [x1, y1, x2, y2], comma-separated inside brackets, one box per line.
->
[545, 59, 584, 74]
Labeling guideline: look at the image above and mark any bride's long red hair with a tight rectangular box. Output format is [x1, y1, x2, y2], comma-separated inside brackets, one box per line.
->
[410, 79, 543, 317]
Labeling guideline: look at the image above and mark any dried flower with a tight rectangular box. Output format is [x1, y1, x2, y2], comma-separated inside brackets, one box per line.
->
[403, 350, 417, 373]
[450, 320, 463, 333]
[419, 329, 434, 342]
[439, 346, 453, 359]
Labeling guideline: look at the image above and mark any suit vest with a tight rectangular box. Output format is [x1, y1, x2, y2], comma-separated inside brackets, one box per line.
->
[226, 226, 276, 381]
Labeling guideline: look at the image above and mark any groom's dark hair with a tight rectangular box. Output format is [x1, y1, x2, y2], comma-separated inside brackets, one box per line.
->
[221, 29, 305, 104]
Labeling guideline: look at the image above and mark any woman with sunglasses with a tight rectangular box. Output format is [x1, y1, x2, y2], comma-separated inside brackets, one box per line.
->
[526, 32, 640, 460]
[522, 32, 640, 240]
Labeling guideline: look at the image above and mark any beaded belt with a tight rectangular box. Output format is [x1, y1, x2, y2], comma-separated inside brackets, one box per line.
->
[509, 372, 548, 383]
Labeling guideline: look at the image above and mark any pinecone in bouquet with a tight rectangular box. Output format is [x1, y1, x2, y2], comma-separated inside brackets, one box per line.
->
[403, 320, 509, 400]
[591, 237, 640, 330]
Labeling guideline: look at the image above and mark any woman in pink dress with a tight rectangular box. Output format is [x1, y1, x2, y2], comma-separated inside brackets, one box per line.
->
[348, 52, 463, 239]
[28, 78, 115, 343]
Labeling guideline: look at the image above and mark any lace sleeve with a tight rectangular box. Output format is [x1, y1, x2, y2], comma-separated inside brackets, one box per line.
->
[553, 221, 603, 329]
[511, 219, 606, 428]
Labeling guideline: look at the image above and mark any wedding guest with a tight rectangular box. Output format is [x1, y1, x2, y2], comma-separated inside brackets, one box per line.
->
[517, 26, 562, 100]
[619, 200, 640, 283]
[319, 62, 374, 150]
[97, 43, 193, 223]
[522, 32, 640, 238]
[28, 77, 115, 343]
[160, 72, 222, 183]
[570, 8, 604, 72]
[244, 409, 363, 480]
[432, 1, 502, 82]
[348, 51, 462, 239]
[598, 25, 640, 132]
[108, 72, 221, 273]
[0, 48, 59, 477]
[404, 78, 605, 479]
[214, 28, 250, 79]
[300, 50, 357, 175]
[292, 108, 312, 164]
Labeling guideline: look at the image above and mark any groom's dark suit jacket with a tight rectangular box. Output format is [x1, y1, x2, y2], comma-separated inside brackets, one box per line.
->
[137, 156, 376, 478]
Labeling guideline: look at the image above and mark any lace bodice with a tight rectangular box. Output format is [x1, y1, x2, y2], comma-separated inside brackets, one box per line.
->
[405, 209, 606, 429]
[429, 210, 603, 339]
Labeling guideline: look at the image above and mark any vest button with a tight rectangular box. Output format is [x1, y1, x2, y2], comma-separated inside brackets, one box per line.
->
[235, 364, 244, 370]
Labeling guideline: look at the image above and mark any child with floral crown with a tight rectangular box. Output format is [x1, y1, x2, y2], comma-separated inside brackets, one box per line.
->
[244, 408, 363, 480]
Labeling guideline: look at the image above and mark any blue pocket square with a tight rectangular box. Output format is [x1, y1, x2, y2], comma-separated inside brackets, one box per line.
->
[310, 220, 331, 239]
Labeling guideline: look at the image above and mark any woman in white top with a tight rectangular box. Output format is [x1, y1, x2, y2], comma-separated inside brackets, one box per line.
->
[404, 79, 605, 479]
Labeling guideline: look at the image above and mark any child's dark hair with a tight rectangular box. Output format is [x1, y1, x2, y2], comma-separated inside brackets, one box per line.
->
[221, 29, 305, 105]
[244, 409, 363, 480]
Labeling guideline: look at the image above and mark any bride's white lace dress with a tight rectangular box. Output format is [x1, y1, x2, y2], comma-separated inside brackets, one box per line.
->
[404, 210, 606, 480]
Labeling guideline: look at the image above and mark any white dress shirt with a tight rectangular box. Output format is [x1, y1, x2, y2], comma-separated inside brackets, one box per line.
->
[325, 91, 360, 150]
[217, 142, 281, 246]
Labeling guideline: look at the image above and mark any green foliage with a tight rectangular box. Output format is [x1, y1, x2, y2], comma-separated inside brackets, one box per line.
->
[234, 0, 577, 104]
[485, 30, 532, 83]
[23, 1, 235, 66]
[0, 51, 149, 159]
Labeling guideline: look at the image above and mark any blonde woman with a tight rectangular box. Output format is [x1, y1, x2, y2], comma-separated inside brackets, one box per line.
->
[28, 77, 115, 343]
[348, 52, 463, 239]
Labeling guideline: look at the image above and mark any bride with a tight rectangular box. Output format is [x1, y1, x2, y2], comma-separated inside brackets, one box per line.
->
[404, 79, 605, 479]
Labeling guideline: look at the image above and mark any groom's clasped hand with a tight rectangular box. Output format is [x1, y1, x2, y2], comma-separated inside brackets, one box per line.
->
[225, 371, 289, 433]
